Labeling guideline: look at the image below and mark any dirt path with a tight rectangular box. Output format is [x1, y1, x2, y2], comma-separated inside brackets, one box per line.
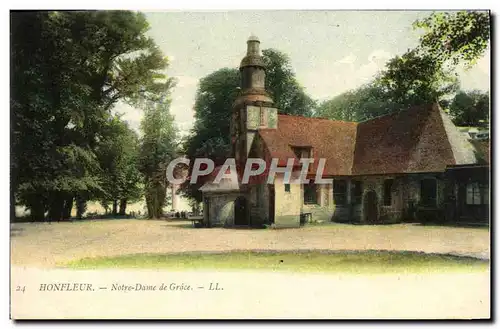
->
[10, 219, 490, 267]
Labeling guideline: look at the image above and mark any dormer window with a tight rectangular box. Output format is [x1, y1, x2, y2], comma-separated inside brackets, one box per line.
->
[292, 146, 312, 159]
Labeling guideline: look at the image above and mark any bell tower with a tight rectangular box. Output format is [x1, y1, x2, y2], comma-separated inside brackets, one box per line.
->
[231, 35, 278, 166]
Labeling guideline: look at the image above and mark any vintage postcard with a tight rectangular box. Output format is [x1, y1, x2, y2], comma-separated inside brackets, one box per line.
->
[10, 9, 491, 320]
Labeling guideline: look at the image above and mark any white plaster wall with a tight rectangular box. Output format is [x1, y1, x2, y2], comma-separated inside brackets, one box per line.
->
[274, 173, 301, 227]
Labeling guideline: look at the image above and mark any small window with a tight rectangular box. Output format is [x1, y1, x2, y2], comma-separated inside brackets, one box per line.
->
[351, 180, 363, 205]
[259, 107, 267, 126]
[420, 179, 437, 207]
[284, 184, 291, 193]
[466, 182, 489, 205]
[383, 179, 394, 206]
[292, 147, 311, 159]
[304, 183, 318, 205]
[333, 180, 347, 205]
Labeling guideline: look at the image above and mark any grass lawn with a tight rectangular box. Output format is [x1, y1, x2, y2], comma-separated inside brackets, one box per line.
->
[65, 250, 488, 274]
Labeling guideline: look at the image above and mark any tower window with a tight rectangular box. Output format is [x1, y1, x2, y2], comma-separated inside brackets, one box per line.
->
[292, 147, 311, 159]
[284, 184, 290, 193]
[260, 107, 267, 126]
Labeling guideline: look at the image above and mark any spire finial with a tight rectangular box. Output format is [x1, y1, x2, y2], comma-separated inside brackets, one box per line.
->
[248, 34, 260, 42]
[246, 35, 260, 56]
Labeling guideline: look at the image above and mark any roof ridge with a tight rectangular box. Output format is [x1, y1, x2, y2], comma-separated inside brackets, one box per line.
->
[358, 103, 436, 124]
[277, 114, 358, 125]
[403, 105, 440, 172]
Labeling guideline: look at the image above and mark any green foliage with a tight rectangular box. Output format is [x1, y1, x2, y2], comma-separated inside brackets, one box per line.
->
[316, 83, 400, 122]
[67, 250, 488, 273]
[192, 68, 240, 146]
[11, 11, 171, 221]
[262, 49, 315, 117]
[317, 11, 490, 123]
[376, 49, 459, 109]
[138, 96, 179, 219]
[448, 90, 489, 127]
[414, 11, 490, 67]
[95, 115, 142, 214]
[185, 68, 239, 170]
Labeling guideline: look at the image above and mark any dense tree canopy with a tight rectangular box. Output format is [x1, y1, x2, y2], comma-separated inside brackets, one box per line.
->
[11, 11, 174, 221]
[414, 11, 490, 67]
[262, 49, 315, 117]
[448, 90, 489, 127]
[138, 96, 179, 219]
[316, 83, 400, 122]
[375, 11, 489, 112]
[95, 115, 142, 216]
[375, 49, 460, 109]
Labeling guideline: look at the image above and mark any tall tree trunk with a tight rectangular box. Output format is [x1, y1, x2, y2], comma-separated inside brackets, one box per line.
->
[62, 195, 73, 220]
[29, 198, 45, 222]
[48, 193, 64, 222]
[119, 198, 127, 216]
[76, 196, 87, 219]
[156, 183, 166, 218]
[145, 193, 153, 219]
[112, 200, 118, 216]
[10, 188, 16, 222]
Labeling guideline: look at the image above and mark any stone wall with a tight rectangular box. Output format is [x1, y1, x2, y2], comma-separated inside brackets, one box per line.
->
[289, 173, 448, 225]
[352, 173, 446, 224]
[302, 183, 339, 223]
[355, 175, 404, 224]
[203, 193, 238, 227]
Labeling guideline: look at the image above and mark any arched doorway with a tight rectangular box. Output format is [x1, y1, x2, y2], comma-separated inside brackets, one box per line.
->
[363, 190, 379, 224]
[234, 196, 248, 226]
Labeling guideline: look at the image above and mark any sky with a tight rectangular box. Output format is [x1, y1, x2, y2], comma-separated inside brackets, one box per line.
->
[112, 11, 490, 135]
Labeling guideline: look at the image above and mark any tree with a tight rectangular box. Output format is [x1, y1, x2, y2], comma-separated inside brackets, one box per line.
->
[95, 115, 142, 216]
[414, 11, 490, 67]
[365, 11, 489, 121]
[448, 90, 489, 127]
[316, 83, 401, 122]
[316, 11, 490, 124]
[376, 49, 459, 109]
[181, 49, 315, 201]
[138, 96, 178, 219]
[262, 49, 315, 117]
[11, 11, 172, 221]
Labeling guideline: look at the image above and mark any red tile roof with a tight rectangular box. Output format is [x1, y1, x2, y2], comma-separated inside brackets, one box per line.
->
[258, 115, 358, 176]
[257, 103, 481, 176]
[353, 103, 456, 175]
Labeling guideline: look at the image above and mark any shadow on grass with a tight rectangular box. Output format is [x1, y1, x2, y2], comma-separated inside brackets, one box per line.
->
[10, 227, 24, 237]
[331, 220, 489, 229]
[160, 221, 268, 230]
[413, 222, 489, 229]
[161, 223, 194, 229]
[64, 249, 489, 272]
